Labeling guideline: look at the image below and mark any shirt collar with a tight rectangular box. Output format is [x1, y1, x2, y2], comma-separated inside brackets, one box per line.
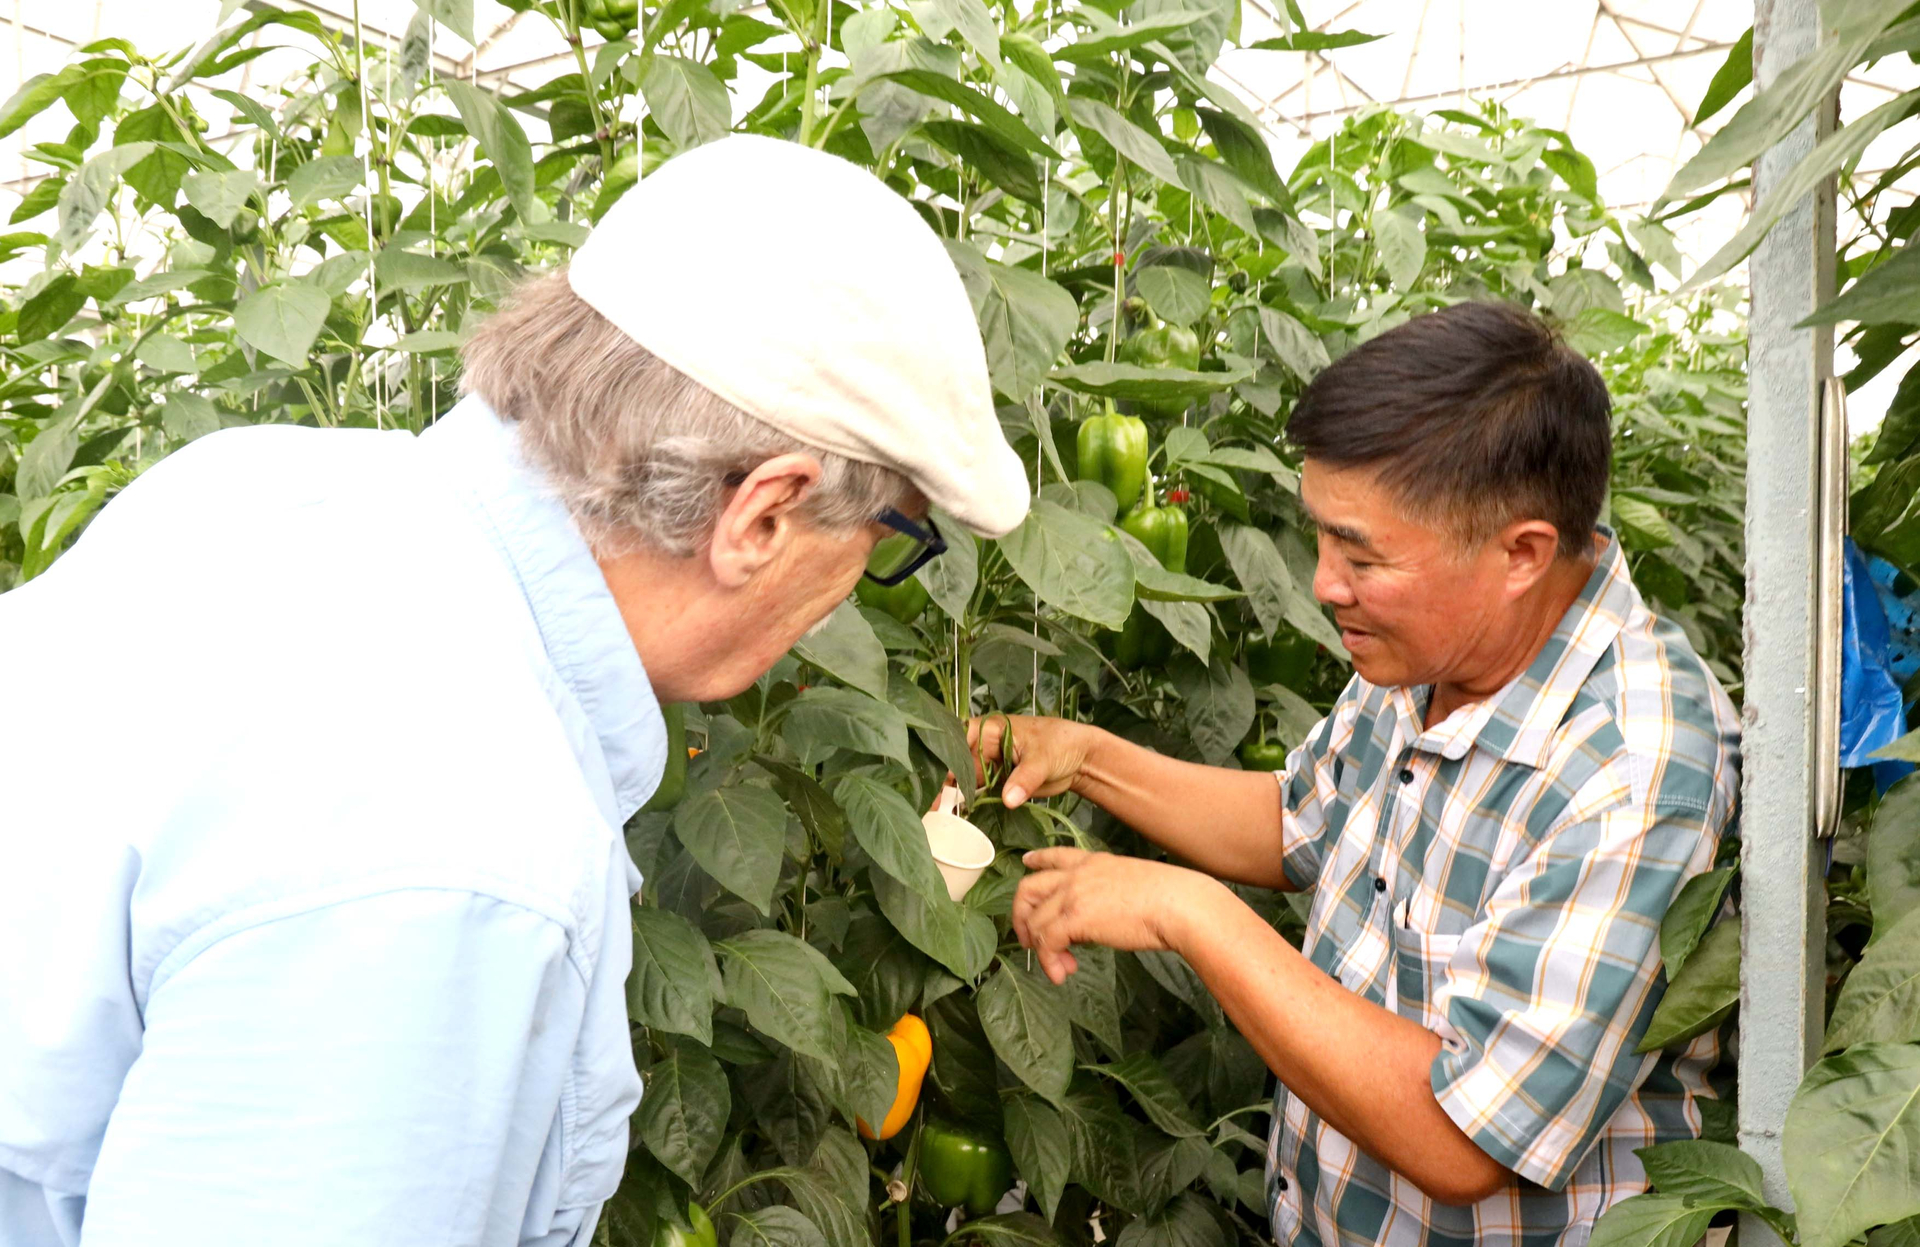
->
[419, 396, 665, 821]
[1409, 530, 1636, 768]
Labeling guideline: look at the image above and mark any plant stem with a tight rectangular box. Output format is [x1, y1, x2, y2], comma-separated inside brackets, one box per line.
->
[561, 0, 616, 174]
[796, 0, 831, 146]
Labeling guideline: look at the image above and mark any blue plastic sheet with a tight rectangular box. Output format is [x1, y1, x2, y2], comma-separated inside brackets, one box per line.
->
[1843, 540, 1917, 789]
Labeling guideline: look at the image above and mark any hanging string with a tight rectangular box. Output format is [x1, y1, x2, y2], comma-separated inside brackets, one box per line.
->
[353, 0, 382, 430]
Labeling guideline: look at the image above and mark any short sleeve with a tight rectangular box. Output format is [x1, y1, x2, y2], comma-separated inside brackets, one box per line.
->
[1276, 683, 1366, 891]
[77, 888, 586, 1247]
[1429, 798, 1721, 1190]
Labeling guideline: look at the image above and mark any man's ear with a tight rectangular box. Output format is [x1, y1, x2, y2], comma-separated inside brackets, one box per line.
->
[708, 453, 824, 589]
[1500, 519, 1563, 598]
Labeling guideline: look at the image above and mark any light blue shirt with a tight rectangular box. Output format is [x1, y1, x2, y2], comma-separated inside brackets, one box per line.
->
[0, 397, 664, 1246]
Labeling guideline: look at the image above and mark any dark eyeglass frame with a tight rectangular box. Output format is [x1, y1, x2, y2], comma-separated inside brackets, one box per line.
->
[719, 470, 944, 586]
[866, 508, 946, 586]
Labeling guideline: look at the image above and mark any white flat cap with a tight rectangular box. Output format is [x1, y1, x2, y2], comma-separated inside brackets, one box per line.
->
[568, 135, 1031, 538]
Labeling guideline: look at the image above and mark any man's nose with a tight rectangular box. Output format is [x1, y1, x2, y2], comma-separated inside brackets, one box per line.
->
[1313, 552, 1355, 608]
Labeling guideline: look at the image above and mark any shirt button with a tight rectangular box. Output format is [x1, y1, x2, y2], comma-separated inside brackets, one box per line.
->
[1399, 767, 1415, 783]
[1276, 1176, 1290, 1192]
[1373, 876, 1387, 893]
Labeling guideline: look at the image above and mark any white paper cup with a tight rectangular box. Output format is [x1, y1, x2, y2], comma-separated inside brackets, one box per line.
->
[922, 809, 995, 902]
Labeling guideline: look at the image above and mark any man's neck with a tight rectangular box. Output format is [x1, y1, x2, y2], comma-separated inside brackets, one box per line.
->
[1423, 552, 1597, 730]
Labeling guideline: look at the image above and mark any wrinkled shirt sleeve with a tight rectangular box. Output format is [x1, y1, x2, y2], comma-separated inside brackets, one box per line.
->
[1429, 795, 1722, 1191]
[75, 888, 585, 1247]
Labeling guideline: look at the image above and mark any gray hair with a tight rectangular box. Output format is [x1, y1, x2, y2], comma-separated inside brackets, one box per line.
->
[458, 267, 913, 557]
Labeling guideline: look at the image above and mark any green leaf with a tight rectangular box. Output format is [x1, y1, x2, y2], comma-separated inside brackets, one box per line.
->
[180, 168, 259, 229]
[791, 599, 888, 700]
[627, 904, 719, 1044]
[1049, 361, 1248, 402]
[1872, 1217, 1920, 1247]
[1257, 307, 1330, 380]
[1684, 88, 1920, 290]
[642, 55, 732, 150]
[1176, 155, 1261, 236]
[1218, 524, 1295, 638]
[1373, 205, 1425, 290]
[373, 247, 471, 293]
[727, 1207, 827, 1247]
[1612, 494, 1674, 548]
[716, 928, 856, 1061]
[876, 69, 1060, 160]
[758, 757, 847, 861]
[915, 508, 978, 621]
[1112, 1191, 1231, 1246]
[1802, 242, 1920, 327]
[54, 143, 154, 254]
[1054, 12, 1207, 62]
[0, 72, 70, 139]
[885, 673, 978, 806]
[945, 241, 1078, 402]
[1067, 97, 1179, 185]
[1141, 599, 1212, 662]
[922, 119, 1042, 205]
[837, 774, 950, 904]
[1695, 26, 1753, 125]
[1172, 654, 1255, 766]
[1660, 866, 1734, 978]
[1637, 917, 1739, 1052]
[161, 392, 222, 443]
[1787, 1043, 1920, 1247]
[443, 79, 538, 219]
[1004, 1095, 1072, 1222]
[1195, 108, 1289, 206]
[1825, 908, 1920, 1050]
[1246, 29, 1385, 50]
[633, 1041, 730, 1187]
[1635, 1139, 1768, 1208]
[1870, 776, 1920, 941]
[946, 1211, 1068, 1244]
[1130, 0, 1235, 77]
[285, 155, 365, 210]
[978, 958, 1074, 1104]
[918, 0, 1000, 66]
[783, 687, 912, 766]
[1630, 218, 1685, 279]
[207, 87, 281, 141]
[872, 869, 995, 980]
[1566, 309, 1650, 356]
[1548, 269, 1625, 318]
[410, 0, 474, 44]
[1134, 264, 1210, 327]
[133, 334, 199, 374]
[16, 273, 86, 342]
[232, 281, 331, 368]
[1588, 1194, 1718, 1247]
[391, 329, 466, 354]
[672, 784, 789, 914]
[17, 412, 80, 502]
[1089, 1052, 1204, 1137]
[1876, 729, 1920, 764]
[999, 499, 1136, 630]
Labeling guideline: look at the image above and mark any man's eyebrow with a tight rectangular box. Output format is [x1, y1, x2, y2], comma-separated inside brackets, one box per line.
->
[1301, 507, 1379, 554]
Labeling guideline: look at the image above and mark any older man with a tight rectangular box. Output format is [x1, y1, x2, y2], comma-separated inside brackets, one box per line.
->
[0, 136, 1026, 1246]
[973, 302, 1740, 1246]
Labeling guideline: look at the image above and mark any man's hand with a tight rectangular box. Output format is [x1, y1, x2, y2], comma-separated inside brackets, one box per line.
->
[967, 715, 1100, 809]
[1011, 847, 1223, 984]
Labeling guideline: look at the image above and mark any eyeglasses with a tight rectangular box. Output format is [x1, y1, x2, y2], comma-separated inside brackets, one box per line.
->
[866, 508, 946, 586]
[719, 470, 946, 586]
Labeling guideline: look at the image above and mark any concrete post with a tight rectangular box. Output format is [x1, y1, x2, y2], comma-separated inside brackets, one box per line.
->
[1738, 0, 1836, 1236]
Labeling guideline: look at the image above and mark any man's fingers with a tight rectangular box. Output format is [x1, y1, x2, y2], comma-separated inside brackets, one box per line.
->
[1038, 947, 1078, 985]
[1011, 870, 1067, 948]
[1022, 847, 1088, 872]
[1002, 756, 1051, 809]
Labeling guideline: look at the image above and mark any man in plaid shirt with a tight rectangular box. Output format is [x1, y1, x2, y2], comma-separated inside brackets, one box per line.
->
[970, 301, 1740, 1244]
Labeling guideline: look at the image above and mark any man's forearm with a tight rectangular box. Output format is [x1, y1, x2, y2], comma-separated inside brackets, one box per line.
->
[1168, 877, 1512, 1206]
[1070, 731, 1292, 889]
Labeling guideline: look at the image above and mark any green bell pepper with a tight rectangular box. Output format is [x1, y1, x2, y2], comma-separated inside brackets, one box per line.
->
[641, 703, 689, 812]
[1238, 740, 1290, 772]
[855, 572, 931, 625]
[1119, 320, 1202, 419]
[1110, 607, 1173, 670]
[653, 1202, 716, 1247]
[1120, 500, 1190, 575]
[918, 1118, 1014, 1216]
[1247, 631, 1319, 689]
[1076, 406, 1149, 514]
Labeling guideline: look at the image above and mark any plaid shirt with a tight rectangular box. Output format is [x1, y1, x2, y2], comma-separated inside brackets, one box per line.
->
[1265, 535, 1740, 1247]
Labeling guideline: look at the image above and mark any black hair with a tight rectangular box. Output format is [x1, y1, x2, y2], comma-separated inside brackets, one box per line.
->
[1285, 300, 1612, 558]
